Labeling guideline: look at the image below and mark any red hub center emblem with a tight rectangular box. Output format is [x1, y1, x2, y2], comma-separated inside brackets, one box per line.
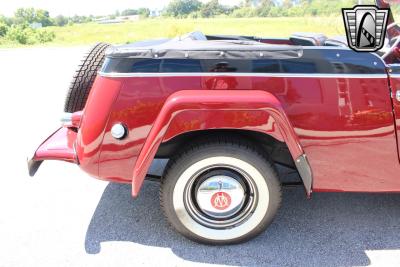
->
[211, 192, 232, 210]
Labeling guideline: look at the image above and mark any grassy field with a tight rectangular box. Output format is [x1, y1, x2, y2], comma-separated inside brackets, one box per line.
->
[0, 17, 345, 47]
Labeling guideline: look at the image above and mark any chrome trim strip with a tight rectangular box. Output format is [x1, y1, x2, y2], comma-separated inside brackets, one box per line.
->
[99, 72, 387, 79]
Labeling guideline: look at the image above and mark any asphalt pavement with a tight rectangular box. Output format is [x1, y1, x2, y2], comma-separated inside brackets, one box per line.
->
[0, 47, 400, 267]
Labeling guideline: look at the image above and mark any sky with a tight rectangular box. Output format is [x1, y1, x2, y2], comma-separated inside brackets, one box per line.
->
[0, 0, 243, 17]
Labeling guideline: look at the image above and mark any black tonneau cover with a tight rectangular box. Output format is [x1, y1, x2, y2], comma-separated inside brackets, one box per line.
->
[106, 39, 303, 60]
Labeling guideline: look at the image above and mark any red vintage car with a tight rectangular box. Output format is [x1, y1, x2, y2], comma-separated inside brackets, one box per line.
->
[29, 0, 400, 245]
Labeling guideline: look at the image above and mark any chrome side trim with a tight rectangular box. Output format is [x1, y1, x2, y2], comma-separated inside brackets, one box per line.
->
[99, 72, 388, 79]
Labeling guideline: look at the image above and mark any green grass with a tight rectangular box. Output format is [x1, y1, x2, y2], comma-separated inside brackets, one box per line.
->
[0, 17, 345, 48]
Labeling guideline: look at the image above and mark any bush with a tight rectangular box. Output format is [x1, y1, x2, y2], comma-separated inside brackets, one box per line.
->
[35, 29, 55, 43]
[5, 25, 55, 44]
[231, 7, 257, 18]
[6, 26, 34, 44]
[287, 6, 305, 17]
[268, 7, 284, 17]
[256, 6, 272, 17]
[0, 22, 9, 36]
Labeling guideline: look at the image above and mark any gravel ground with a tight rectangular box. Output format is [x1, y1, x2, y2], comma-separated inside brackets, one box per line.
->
[1, 47, 400, 267]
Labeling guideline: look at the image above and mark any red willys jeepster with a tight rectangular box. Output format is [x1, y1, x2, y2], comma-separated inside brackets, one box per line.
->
[29, 1, 400, 245]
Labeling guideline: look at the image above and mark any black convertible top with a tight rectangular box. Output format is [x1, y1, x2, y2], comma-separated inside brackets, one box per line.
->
[106, 35, 303, 60]
[101, 32, 386, 75]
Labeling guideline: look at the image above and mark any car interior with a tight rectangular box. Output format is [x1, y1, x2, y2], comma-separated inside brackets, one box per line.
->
[181, 31, 391, 57]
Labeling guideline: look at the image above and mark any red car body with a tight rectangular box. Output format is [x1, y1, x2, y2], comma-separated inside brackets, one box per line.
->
[30, 55, 400, 197]
[29, 1, 400, 199]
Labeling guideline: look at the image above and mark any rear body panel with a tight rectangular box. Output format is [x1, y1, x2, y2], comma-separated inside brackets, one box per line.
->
[30, 43, 400, 195]
[93, 73, 399, 193]
[75, 76, 123, 179]
[92, 46, 399, 193]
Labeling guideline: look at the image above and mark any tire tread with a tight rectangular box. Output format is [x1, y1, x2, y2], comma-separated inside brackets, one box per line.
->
[64, 42, 111, 113]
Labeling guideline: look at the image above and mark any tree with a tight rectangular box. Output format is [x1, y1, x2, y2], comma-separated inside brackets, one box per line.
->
[69, 15, 91, 24]
[244, 0, 260, 7]
[165, 0, 202, 17]
[138, 8, 150, 18]
[257, 0, 274, 16]
[54, 15, 68, 26]
[0, 22, 8, 36]
[282, 0, 293, 9]
[200, 0, 226, 17]
[0, 15, 11, 26]
[260, 0, 274, 7]
[14, 8, 36, 25]
[35, 9, 53, 27]
[14, 8, 53, 27]
[121, 9, 138, 16]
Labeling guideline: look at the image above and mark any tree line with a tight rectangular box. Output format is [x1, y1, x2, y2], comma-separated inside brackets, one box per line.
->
[0, 7, 151, 45]
[0, 8, 58, 45]
[1, 0, 399, 45]
[164, 0, 365, 18]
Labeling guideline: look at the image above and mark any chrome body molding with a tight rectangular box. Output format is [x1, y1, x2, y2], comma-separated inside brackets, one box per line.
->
[99, 72, 388, 79]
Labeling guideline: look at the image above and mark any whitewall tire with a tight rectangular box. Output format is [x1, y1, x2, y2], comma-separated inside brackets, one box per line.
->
[160, 138, 282, 245]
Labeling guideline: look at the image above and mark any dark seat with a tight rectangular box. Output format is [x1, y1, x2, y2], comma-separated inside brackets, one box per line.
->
[290, 32, 327, 46]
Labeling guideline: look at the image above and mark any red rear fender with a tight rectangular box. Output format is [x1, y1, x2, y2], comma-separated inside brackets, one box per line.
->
[131, 90, 304, 197]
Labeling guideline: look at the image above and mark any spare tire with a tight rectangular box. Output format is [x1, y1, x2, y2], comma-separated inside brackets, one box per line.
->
[64, 42, 111, 113]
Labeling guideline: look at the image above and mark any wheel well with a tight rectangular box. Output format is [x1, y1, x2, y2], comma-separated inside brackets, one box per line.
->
[156, 129, 296, 169]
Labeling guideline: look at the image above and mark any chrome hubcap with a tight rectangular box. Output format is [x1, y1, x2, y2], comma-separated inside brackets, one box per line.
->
[196, 176, 245, 219]
[184, 166, 257, 229]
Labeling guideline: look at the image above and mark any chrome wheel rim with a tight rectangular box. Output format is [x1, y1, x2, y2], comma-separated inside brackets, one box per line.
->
[184, 166, 257, 229]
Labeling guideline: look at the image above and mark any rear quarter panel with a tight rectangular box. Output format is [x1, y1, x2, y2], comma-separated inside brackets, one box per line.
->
[95, 75, 400, 192]
[82, 47, 400, 193]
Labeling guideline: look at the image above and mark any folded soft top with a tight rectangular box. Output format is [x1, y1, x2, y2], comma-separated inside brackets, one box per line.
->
[106, 36, 303, 60]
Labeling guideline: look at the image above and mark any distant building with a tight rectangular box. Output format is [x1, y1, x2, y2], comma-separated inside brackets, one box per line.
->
[150, 9, 161, 17]
[30, 22, 42, 29]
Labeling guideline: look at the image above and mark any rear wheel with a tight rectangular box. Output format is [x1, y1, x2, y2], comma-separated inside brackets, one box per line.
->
[160, 138, 282, 245]
[64, 42, 110, 113]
